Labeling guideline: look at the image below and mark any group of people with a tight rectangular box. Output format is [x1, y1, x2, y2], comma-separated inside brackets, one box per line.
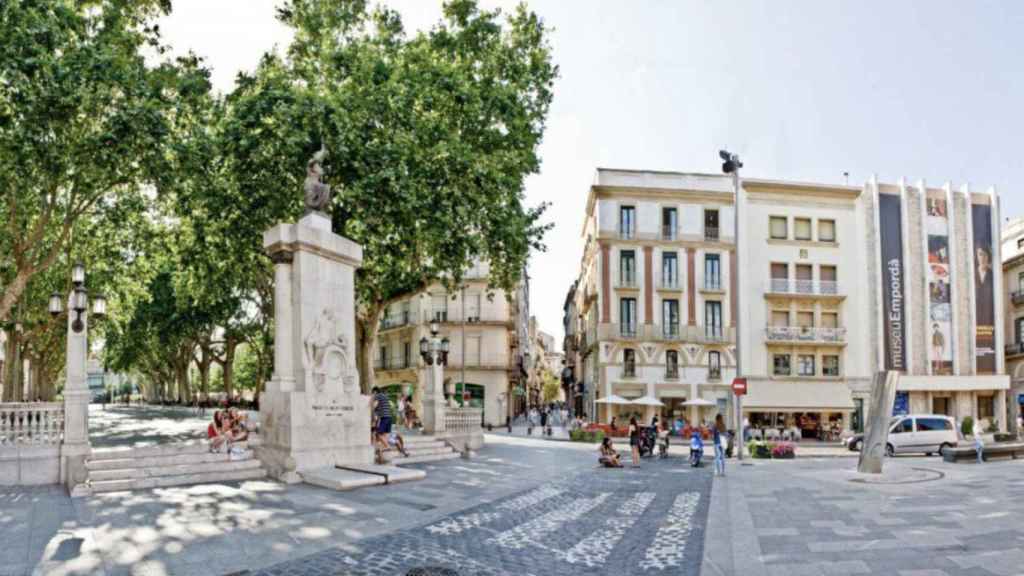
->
[599, 413, 729, 475]
[206, 408, 251, 453]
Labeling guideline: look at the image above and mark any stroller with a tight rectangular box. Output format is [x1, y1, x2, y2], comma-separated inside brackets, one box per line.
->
[689, 431, 704, 467]
[638, 426, 657, 458]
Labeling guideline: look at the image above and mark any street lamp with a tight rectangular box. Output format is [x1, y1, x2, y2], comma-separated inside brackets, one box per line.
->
[50, 264, 106, 333]
[720, 149, 743, 460]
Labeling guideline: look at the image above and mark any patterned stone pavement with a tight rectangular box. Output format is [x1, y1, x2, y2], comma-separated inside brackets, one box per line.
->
[244, 459, 713, 576]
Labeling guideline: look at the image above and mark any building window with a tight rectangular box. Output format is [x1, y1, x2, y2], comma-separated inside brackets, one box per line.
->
[978, 395, 995, 420]
[821, 312, 839, 329]
[773, 354, 791, 376]
[662, 299, 680, 337]
[620, 250, 636, 286]
[620, 298, 637, 337]
[704, 253, 721, 290]
[1016, 317, 1024, 344]
[820, 265, 837, 294]
[623, 348, 636, 377]
[771, 310, 789, 327]
[705, 301, 722, 340]
[432, 293, 448, 322]
[666, 350, 679, 378]
[708, 351, 721, 380]
[620, 206, 636, 239]
[1018, 238, 1024, 250]
[662, 252, 679, 287]
[662, 207, 678, 240]
[794, 218, 812, 240]
[798, 354, 815, 376]
[1019, 271, 1024, 292]
[704, 209, 719, 240]
[769, 216, 788, 239]
[403, 342, 411, 368]
[795, 264, 813, 293]
[823, 355, 840, 376]
[771, 262, 789, 292]
[379, 345, 388, 369]
[818, 219, 836, 242]
[797, 311, 814, 329]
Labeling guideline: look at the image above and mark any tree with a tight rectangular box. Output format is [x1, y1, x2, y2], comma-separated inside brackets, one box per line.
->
[212, 0, 556, 390]
[0, 0, 209, 322]
[542, 371, 561, 405]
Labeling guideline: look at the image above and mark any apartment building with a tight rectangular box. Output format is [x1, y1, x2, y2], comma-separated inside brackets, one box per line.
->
[373, 261, 528, 427]
[1002, 217, 1024, 423]
[736, 179, 870, 439]
[567, 168, 1011, 434]
[575, 169, 738, 426]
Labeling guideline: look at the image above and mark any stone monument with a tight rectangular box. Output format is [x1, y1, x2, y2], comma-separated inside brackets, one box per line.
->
[857, 370, 899, 474]
[257, 149, 373, 483]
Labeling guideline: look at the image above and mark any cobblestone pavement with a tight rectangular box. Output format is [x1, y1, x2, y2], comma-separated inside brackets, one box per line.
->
[245, 458, 712, 576]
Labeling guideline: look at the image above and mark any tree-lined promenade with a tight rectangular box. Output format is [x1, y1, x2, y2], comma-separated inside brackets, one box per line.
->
[0, 0, 556, 403]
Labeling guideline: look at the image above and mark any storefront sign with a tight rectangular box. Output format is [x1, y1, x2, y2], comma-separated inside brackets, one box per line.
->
[892, 391, 909, 416]
[879, 193, 906, 371]
[925, 196, 953, 374]
[972, 203, 996, 374]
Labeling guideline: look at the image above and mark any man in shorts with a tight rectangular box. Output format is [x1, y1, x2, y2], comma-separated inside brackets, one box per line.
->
[372, 387, 394, 460]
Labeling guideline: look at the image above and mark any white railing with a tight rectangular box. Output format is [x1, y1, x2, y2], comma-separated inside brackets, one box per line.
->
[767, 279, 841, 296]
[445, 407, 482, 434]
[0, 403, 65, 446]
[765, 326, 847, 343]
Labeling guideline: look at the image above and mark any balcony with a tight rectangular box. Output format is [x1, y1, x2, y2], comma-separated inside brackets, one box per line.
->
[701, 279, 725, 293]
[708, 367, 722, 380]
[622, 363, 637, 378]
[662, 225, 677, 241]
[1006, 342, 1024, 358]
[1012, 290, 1024, 306]
[704, 226, 719, 241]
[703, 326, 727, 343]
[660, 324, 682, 341]
[379, 311, 412, 331]
[375, 357, 413, 371]
[765, 326, 847, 345]
[619, 323, 638, 339]
[665, 367, 680, 380]
[657, 276, 682, 291]
[619, 227, 636, 240]
[765, 279, 844, 299]
[614, 275, 639, 290]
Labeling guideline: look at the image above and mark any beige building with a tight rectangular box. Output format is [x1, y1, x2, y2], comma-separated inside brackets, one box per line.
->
[576, 169, 738, 426]
[567, 168, 1011, 434]
[373, 261, 528, 427]
[1002, 217, 1024, 424]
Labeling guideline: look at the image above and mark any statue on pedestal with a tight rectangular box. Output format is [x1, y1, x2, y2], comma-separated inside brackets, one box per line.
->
[304, 145, 331, 214]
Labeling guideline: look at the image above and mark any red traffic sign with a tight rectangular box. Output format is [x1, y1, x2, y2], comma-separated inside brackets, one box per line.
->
[732, 378, 747, 396]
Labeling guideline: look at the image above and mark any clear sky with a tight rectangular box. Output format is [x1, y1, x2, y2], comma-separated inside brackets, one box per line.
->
[159, 0, 1024, 342]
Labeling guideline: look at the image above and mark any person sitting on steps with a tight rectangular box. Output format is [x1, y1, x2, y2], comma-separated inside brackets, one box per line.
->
[599, 437, 623, 468]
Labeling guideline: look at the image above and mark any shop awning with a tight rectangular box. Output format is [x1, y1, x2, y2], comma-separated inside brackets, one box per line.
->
[897, 375, 1010, 392]
[743, 380, 855, 411]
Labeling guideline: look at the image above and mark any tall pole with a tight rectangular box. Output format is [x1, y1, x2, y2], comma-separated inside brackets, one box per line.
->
[733, 168, 743, 461]
[461, 285, 466, 407]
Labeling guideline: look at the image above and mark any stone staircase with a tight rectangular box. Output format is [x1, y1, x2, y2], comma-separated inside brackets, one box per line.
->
[86, 440, 266, 493]
[380, 434, 461, 465]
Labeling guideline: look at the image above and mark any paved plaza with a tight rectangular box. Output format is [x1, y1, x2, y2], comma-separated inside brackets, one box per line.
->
[3, 407, 1024, 575]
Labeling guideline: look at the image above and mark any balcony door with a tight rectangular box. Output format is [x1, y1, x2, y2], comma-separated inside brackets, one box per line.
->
[620, 298, 637, 336]
[662, 299, 679, 337]
[796, 264, 813, 293]
[662, 252, 678, 287]
[662, 207, 678, 240]
[771, 263, 788, 292]
[704, 254, 721, 290]
[620, 250, 636, 285]
[705, 301, 722, 339]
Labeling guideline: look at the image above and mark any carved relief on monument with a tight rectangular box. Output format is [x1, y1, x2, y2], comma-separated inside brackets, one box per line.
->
[303, 307, 358, 394]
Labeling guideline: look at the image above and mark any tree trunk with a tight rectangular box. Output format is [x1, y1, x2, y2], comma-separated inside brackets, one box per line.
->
[197, 341, 212, 404]
[2, 334, 15, 402]
[357, 304, 384, 394]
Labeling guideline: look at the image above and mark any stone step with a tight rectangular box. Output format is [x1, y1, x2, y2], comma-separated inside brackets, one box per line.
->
[398, 439, 447, 450]
[88, 458, 262, 482]
[379, 446, 455, 461]
[87, 450, 253, 471]
[384, 451, 461, 465]
[90, 440, 257, 462]
[90, 467, 266, 493]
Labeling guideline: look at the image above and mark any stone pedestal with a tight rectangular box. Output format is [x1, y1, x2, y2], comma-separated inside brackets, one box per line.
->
[420, 360, 446, 434]
[62, 300, 91, 496]
[258, 212, 372, 483]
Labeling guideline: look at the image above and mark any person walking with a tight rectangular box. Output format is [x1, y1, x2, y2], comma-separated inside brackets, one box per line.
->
[629, 417, 641, 467]
[713, 414, 727, 476]
[973, 418, 985, 464]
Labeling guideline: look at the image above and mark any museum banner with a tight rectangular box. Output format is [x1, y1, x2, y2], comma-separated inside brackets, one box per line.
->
[879, 193, 906, 371]
[925, 196, 953, 374]
[972, 203, 996, 374]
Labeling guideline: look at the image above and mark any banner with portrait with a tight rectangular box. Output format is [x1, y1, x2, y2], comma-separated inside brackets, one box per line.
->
[925, 196, 953, 374]
[879, 193, 906, 371]
[972, 203, 996, 374]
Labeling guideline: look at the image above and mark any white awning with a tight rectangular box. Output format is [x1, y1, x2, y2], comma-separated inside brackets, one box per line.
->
[742, 380, 855, 411]
[897, 375, 1010, 392]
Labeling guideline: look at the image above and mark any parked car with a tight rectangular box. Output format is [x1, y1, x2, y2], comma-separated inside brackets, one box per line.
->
[844, 414, 959, 456]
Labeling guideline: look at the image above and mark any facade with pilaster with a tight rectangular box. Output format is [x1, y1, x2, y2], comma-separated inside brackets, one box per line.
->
[1002, 217, 1024, 425]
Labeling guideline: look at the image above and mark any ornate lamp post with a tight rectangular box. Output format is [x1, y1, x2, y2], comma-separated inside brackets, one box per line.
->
[49, 262, 106, 495]
[418, 321, 450, 433]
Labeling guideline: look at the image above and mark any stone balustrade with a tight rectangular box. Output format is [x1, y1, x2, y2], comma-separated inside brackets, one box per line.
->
[445, 407, 483, 434]
[0, 403, 65, 446]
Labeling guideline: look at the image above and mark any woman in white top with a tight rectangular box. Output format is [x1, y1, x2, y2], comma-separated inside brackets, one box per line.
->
[973, 419, 984, 464]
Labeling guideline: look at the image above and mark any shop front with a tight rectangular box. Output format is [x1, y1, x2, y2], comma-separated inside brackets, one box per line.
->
[742, 379, 855, 442]
[896, 375, 1010, 432]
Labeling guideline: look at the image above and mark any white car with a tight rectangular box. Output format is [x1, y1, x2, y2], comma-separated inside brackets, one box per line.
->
[845, 414, 959, 456]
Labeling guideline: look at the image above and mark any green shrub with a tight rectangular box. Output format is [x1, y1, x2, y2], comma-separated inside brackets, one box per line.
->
[961, 416, 974, 438]
[590, 430, 605, 443]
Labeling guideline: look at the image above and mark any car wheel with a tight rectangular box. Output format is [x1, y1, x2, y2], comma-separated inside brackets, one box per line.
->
[886, 443, 895, 457]
[852, 440, 862, 452]
[939, 442, 951, 457]
[925, 452, 933, 457]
